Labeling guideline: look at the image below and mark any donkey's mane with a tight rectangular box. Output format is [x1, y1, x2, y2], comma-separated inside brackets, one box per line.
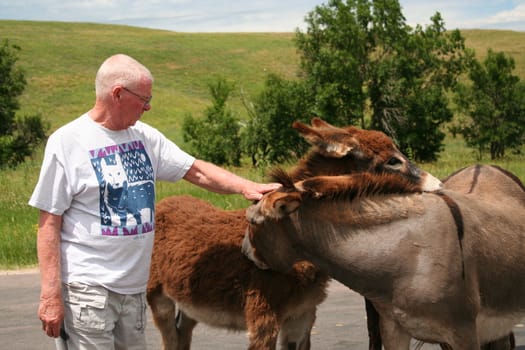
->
[269, 167, 296, 189]
[270, 167, 423, 201]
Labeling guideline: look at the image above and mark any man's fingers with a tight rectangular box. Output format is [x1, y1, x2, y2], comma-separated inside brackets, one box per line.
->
[41, 319, 61, 338]
[46, 323, 60, 338]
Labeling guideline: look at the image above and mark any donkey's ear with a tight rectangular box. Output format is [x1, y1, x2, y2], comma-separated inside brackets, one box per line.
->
[293, 120, 323, 145]
[293, 118, 361, 158]
[310, 117, 335, 128]
[274, 195, 302, 217]
[246, 191, 302, 224]
[293, 119, 348, 147]
[321, 138, 360, 158]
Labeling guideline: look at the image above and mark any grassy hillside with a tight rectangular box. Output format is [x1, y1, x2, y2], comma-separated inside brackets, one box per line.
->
[0, 21, 298, 143]
[463, 29, 525, 78]
[2, 21, 525, 139]
[4, 21, 525, 136]
[1, 20, 524, 268]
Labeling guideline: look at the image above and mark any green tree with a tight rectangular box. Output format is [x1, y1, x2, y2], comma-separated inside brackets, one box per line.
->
[0, 39, 48, 168]
[182, 78, 241, 166]
[295, 0, 469, 161]
[370, 14, 468, 161]
[242, 74, 313, 167]
[295, 0, 372, 127]
[452, 49, 525, 160]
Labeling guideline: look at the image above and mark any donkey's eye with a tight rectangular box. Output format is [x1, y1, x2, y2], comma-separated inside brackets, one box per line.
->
[386, 157, 402, 166]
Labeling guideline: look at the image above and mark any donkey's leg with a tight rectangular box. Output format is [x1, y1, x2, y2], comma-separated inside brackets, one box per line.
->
[364, 298, 382, 350]
[446, 323, 480, 350]
[480, 332, 515, 350]
[147, 289, 178, 350]
[245, 292, 279, 350]
[278, 307, 316, 350]
[147, 289, 196, 350]
[378, 315, 411, 350]
[174, 308, 197, 350]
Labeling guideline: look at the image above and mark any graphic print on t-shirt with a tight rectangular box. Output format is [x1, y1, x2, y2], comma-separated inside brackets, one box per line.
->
[90, 141, 155, 236]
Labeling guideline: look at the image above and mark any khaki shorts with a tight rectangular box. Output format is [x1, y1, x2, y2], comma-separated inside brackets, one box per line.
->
[60, 282, 147, 350]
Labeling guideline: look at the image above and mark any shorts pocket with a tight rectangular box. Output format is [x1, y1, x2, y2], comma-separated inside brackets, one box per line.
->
[63, 282, 108, 331]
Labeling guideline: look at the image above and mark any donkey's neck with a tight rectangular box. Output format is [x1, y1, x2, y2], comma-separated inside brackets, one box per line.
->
[295, 193, 426, 230]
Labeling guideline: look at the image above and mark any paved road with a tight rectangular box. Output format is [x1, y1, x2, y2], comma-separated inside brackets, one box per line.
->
[2, 269, 524, 349]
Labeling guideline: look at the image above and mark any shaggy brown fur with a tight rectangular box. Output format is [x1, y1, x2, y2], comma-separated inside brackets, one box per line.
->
[147, 195, 328, 350]
[288, 118, 415, 181]
[272, 168, 423, 200]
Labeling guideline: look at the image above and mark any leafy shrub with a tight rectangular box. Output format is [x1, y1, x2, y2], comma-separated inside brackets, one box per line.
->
[242, 74, 312, 167]
[0, 39, 48, 168]
[182, 78, 241, 166]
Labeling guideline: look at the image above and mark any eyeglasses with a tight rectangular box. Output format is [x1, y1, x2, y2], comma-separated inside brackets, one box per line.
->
[122, 87, 153, 107]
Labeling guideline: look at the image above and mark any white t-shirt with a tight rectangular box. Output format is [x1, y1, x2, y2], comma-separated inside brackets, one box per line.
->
[29, 113, 195, 294]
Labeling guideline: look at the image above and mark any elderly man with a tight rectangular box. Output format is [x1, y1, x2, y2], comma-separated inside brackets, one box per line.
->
[30, 53, 279, 350]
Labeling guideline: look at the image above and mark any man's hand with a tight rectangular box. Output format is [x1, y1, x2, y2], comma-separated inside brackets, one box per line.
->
[242, 182, 282, 201]
[39, 296, 64, 338]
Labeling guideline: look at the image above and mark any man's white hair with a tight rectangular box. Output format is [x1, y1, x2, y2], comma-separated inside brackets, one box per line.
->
[95, 54, 153, 99]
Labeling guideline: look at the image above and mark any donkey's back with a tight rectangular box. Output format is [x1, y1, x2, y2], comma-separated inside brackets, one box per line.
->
[443, 164, 525, 205]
